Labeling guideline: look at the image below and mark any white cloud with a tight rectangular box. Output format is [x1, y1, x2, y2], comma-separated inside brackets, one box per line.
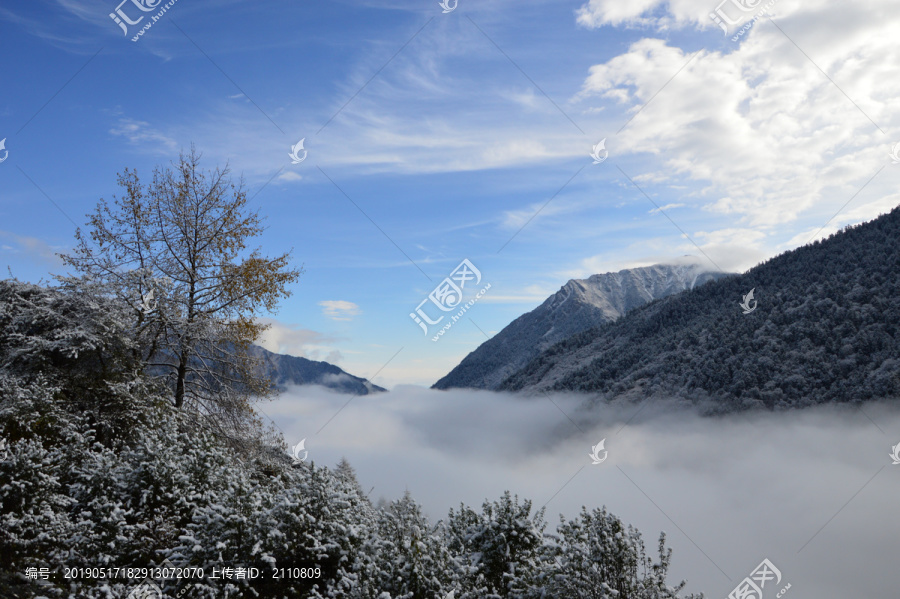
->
[649, 202, 685, 214]
[319, 372, 355, 386]
[692, 226, 766, 247]
[109, 117, 179, 154]
[567, 0, 900, 271]
[266, 387, 900, 599]
[255, 317, 336, 358]
[73, 0, 900, 299]
[779, 190, 900, 247]
[276, 171, 303, 183]
[480, 138, 553, 164]
[0, 2, 106, 52]
[576, 0, 672, 29]
[0, 231, 64, 267]
[499, 195, 600, 231]
[574, 0, 778, 31]
[319, 300, 362, 321]
[324, 350, 343, 364]
[561, 251, 747, 280]
[581, 8, 897, 208]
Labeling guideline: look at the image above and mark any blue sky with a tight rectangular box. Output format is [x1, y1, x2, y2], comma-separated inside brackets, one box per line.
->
[2, 0, 899, 387]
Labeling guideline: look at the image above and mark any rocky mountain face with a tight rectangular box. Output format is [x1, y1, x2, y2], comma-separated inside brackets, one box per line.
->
[432, 260, 727, 390]
[499, 205, 900, 412]
[250, 345, 386, 395]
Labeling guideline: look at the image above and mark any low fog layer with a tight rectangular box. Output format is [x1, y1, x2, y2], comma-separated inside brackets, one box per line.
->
[261, 386, 900, 598]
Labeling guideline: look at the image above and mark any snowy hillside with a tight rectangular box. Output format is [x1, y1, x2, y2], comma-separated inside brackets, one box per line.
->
[433, 259, 728, 390]
[500, 206, 900, 411]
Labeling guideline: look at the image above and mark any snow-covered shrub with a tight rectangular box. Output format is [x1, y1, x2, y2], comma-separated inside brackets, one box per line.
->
[443, 491, 546, 598]
[354, 491, 456, 599]
[0, 280, 704, 598]
[545, 506, 702, 599]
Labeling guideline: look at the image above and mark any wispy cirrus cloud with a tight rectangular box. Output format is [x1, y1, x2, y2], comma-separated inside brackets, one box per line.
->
[648, 202, 684, 214]
[109, 117, 180, 153]
[0, 231, 65, 268]
[319, 300, 362, 321]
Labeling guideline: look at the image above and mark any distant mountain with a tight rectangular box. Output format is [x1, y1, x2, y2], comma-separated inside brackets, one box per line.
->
[433, 260, 728, 390]
[250, 346, 386, 395]
[500, 205, 900, 411]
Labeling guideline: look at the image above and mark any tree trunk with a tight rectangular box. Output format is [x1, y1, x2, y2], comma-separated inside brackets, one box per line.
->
[174, 353, 188, 408]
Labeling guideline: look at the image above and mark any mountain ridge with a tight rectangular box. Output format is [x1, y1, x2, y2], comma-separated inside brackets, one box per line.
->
[499, 206, 900, 411]
[250, 345, 386, 395]
[433, 260, 729, 390]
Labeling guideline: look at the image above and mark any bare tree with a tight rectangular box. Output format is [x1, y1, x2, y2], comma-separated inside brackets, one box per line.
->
[60, 146, 301, 444]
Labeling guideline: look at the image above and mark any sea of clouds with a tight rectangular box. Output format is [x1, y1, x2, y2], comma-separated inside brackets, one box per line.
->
[260, 386, 900, 598]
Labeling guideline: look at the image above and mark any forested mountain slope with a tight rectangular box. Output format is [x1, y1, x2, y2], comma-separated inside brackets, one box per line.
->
[501, 206, 900, 411]
[250, 345, 386, 394]
[434, 261, 726, 390]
